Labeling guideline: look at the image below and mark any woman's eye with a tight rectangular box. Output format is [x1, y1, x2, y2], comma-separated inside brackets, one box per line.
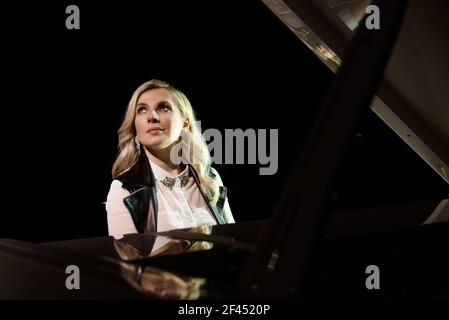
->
[137, 106, 147, 114]
[158, 105, 171, 112]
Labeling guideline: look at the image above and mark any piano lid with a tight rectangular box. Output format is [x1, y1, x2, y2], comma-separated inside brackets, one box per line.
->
[262, 0, 449, 184]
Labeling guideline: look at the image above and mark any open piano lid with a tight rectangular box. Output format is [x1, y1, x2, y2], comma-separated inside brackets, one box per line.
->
[239, 0, 449, 298]
[262, 0, 449, 184]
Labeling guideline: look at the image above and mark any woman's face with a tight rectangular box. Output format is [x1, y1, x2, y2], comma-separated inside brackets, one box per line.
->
[135, 88, 186, 150]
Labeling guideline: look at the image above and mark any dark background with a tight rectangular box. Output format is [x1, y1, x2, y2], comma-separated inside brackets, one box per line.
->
[1, 1, 447, 242]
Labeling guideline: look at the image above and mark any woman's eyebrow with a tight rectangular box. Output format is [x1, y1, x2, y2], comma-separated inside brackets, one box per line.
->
[136, 100, 171, 109]
[155, 101, 173, 109]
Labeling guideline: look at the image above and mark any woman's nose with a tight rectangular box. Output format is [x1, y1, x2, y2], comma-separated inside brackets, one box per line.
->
[149, 110, 160, 122]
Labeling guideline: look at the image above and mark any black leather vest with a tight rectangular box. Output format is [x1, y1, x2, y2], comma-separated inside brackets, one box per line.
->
[116, 153, 227, 234]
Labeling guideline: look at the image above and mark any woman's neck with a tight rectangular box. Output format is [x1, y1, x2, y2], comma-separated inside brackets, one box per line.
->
[144, 146, 184, 176]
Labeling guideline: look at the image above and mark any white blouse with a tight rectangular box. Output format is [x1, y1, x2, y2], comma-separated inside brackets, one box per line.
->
[106, 160, 232, 237]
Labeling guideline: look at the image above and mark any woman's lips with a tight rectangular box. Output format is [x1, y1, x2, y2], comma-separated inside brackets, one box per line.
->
[147, 128, 163, 134]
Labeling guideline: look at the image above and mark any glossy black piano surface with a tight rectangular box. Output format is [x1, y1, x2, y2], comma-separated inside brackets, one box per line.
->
[1, 217, 448, 299]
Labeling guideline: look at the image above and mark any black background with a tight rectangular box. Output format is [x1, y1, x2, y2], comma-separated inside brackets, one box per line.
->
[1, 1, 447, 242]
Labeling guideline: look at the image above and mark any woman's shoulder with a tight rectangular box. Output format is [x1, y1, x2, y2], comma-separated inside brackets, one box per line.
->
[107, 179, 130, 196]
[110, 179, 124, 188]
[106, 179, 131, 212]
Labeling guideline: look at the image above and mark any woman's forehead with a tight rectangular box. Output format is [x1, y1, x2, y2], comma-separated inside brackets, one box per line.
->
[137, 88, 173, 105]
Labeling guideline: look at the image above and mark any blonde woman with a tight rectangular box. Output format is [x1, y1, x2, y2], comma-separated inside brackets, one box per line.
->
[106, 80, 234, 236]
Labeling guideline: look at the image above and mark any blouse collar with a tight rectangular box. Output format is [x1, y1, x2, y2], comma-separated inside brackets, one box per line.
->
[148, 159, 190, 189]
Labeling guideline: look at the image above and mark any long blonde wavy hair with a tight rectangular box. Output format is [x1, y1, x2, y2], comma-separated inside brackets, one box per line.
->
[111, 79, 219, 204]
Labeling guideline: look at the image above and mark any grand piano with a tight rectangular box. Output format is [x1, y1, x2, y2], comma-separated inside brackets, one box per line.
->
[1, 0, 448, 299]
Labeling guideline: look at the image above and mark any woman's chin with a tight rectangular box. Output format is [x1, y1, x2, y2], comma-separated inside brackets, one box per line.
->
[143, 139, 173, 150]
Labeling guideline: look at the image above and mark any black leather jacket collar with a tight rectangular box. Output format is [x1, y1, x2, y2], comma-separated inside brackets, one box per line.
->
[116, 152, 226, 233]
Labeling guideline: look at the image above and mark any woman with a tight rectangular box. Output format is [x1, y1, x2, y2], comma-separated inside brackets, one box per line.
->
[106, 79, 234, 236]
